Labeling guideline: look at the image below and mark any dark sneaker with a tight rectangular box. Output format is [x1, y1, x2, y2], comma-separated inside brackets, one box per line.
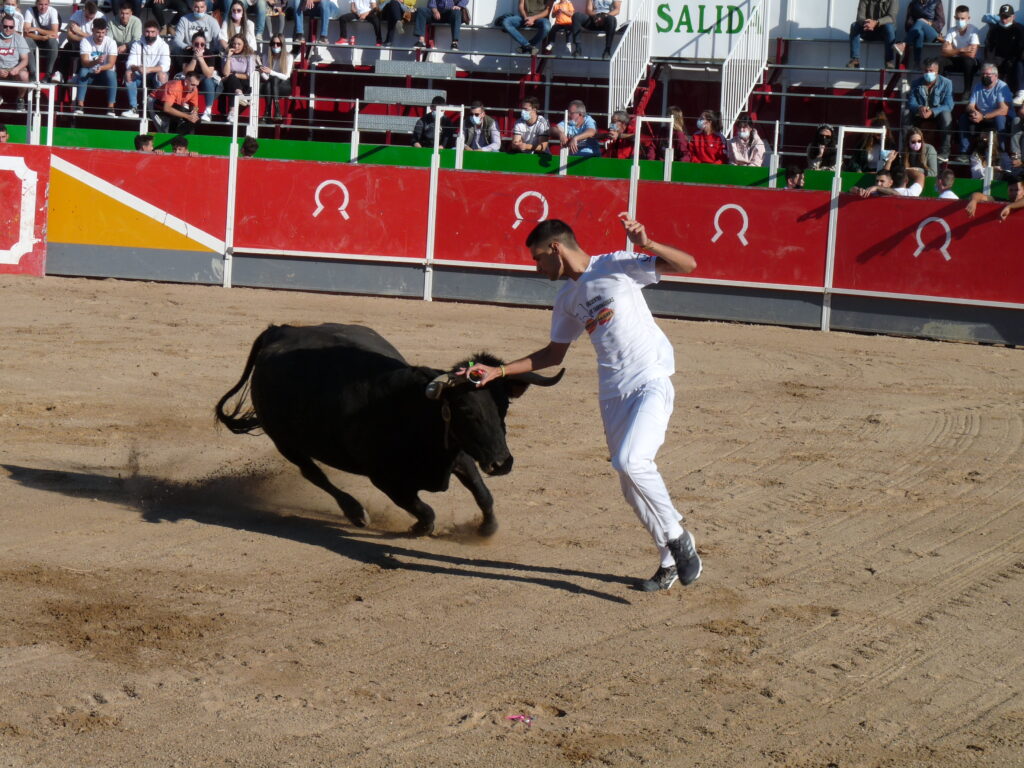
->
[666, 530, 702, 586]
[450, 40, 459, 50]
[638, 565, 678, 592]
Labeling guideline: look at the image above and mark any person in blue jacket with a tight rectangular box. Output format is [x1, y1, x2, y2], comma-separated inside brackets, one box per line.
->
[906, 57, 955, 161]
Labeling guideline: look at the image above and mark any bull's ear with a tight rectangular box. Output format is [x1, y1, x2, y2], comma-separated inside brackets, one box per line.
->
[425, 372, 455, 400]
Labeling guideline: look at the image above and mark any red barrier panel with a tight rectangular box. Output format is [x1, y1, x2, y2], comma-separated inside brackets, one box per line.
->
[53, 147, 228, 242]
[833, 195, 1024, 305]
[234, 161, 429, 259]
[0, 145, 50, 277]
[433, 171, 629, 267]
[635, 182, 830, 286]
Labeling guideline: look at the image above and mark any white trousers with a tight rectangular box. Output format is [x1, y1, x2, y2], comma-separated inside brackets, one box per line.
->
[600, 376, 685, 568]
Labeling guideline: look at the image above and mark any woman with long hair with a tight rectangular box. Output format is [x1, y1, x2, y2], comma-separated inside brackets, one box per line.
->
[258, 32, 293, 119]
[727, 115, 766, 167]
[665, 106, 690, 161]
[219, 0, 258, 50]
[901, 126, 938, 176]
[221, 33, 256, 120]
[689, 109, 727, 164]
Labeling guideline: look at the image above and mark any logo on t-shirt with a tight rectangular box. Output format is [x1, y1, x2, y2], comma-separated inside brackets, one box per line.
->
[578, 297, 615, 334]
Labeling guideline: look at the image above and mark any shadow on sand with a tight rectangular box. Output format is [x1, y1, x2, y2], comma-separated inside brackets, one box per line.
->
[3, 463, 635, 604]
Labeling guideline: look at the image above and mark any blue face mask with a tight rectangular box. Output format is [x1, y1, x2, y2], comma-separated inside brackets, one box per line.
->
[470, 114, 481, 126]
[2, 5, 15, 15]
[194, 9, 205, 16]
[520, 109, 531, 121]
[957, 17, 968, 28]
[924, 71, 937, 83]
[696, 118, 706, 131]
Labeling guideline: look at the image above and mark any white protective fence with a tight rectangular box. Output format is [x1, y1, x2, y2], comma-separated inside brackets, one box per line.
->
[719, 0, 771, 138]
[607, 0, 656, 119]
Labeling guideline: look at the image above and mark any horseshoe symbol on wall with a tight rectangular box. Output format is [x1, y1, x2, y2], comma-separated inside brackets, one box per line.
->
[312, 179, 351, 220]
[0, 156, 39, 265]
[710, 203, 750, 247]
[913, 216, 952, 262]
[512, 190, 549, 229]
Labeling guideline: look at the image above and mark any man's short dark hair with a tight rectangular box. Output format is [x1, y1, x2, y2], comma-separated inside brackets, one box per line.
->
[134, 133, 153, 150]
[170, 135, 189, 150]
[525, 219, 579, 250]
[470, 100, 484, 110]
[241, 136, 259, 156]
[522, 96, 539, 110]
[144, 18, 160, 29]
[430, 95, 445, 106]
[923, 57, 939, 70]
[184, 69, 203, 81]
[955, 4, 969, 14]
[876, 169, 894, 184]
[84, 0, 98, 13]
[92, 17, 108, 30]
[120, 1, 135, 10]
[891, 169, 906, 187]
[785, 164, 803, 180]
[938, 169, 956, 187]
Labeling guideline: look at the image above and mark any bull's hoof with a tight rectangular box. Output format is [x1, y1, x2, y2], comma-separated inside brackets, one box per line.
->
[409, 520, 434, 537]
[345, 509, 369, 528]
[477, 519, 498, 537]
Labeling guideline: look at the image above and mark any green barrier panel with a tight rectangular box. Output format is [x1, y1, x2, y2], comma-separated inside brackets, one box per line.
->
[671, 162, 771, 187]
[462, 150, 558, 175]
[1, 124, 28, 143]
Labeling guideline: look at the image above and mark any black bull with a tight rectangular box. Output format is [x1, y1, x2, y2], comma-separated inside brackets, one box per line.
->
[215, 323, 563, 536]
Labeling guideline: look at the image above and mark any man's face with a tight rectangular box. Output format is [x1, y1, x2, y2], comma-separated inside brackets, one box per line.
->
[144, 26, 158, 42]
[955, 11, 969, 25]
[520, 103, 533, 117]
[1, 19, 14, 35]
[119, 6, 131, 23]
[531, 241, 563, 281]
[470, 107, 484, 121]
[567, 107, 583, 126]
[140, 139, 153, 152]
[37, 0, 49, 12]
[876, 174, 893, 189]
[93, 27, 107, 43]
[193, 0, 205, 14]
[925, 62, 939, 78]
[1001, 12, 1015, 24]
[983, 67, 998, 85]
[173, 144, 188, 155]
[786, 173, 804, 189]
[0, 130, 8, 143]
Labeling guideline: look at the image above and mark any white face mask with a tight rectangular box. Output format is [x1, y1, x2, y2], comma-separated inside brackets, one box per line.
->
[271, 45, 281, 53]
[3, 5, 15, 14]
[957, 17, 968, 28]
[470, 114, 481, 125]
[739, 130, 750, 140]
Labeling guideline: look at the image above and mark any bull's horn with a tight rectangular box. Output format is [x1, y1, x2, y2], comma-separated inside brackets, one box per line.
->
[506, 368, 566, 387]
[425, 372, 456, 400]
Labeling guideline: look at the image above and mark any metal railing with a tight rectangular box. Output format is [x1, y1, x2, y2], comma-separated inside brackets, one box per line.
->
[607, 0, 655, 119]
[719, 0, 770, 138]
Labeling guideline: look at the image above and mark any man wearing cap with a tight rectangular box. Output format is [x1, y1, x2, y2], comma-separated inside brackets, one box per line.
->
[984, 4, 1024, 95]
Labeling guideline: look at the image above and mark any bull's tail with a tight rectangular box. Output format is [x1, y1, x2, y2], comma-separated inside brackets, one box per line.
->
[214, 327, 272, 435]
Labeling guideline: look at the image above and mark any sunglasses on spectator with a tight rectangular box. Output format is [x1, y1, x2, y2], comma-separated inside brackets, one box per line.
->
[194, 42, 206, 47]
[2, 23, 15, 29]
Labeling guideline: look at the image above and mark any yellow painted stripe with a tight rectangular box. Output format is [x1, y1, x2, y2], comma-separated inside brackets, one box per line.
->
[47, 167, 215, 253]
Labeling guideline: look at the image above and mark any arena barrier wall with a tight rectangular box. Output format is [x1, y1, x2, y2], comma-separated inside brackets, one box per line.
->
[1, 143, 1021, 346]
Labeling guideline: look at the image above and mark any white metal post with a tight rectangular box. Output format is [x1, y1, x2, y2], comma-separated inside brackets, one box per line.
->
[769, 119, 780, 187]
[223, 95, 241, 289]
[423, 105, 461, 301]
[350, 99, 360, 162]
[247, 73, 259, 138]
[558, 109, 569, 176]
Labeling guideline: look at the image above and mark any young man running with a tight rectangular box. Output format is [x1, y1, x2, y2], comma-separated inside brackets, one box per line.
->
[466, 213, 702, 592]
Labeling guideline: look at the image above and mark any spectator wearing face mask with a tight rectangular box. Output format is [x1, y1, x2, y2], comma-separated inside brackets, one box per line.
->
[906, 58, 954, 161]
[689, 110, 727, 164]
[173, 0, 221, 57]
[463, 101, 501, 152]
[726, 116, 765, 167]
[122, 18, 170, 118]
[983, 4, 1024, 95]
[958, 62, 1013, 161]
[807, 123, 839, 170]
[0, 13, 28, 111]
[258, 33, 292, 120]
[941, 5, 981, 97]
[602, 110, 635, 158]
[898, 126, 938, 176]
[220, 0, 257, 51]
[845, 113, 895, 172]
[510, 96, 550, 154]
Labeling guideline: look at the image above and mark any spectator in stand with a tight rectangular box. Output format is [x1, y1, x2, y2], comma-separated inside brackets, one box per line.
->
[899, 126, 938, 176]
[220, 0, 258, 50]
[689, 109, 726, 164]
[941, 5, 981, 97]
[171, 134, 197, 155]
[845, 113, 893, 171]
[544, 0, 573, 55]
[463, 101, 501, 151]
[806, 123, 838, 170]
[499, 0, 552, 56]
[258, 33, 291, 120]
[151, 68, 201, 133]
[510, 96, 550, 153]
[174, 0, 221, 57]
[134, 132, 154, 150]
[23, 0, 60, 82]
[664, 105, 689, 161]
[965, 170, 1024, 218]
[0, 123, 8, 141]
[1011, 90, 1024, 166]
[109, 2, 141, 58]
[380, 0, 412, 45]
[935, 167, 957, 197]
[726, 116, 765, 166]
[181, 31, 218, 122]
[74, 17, 118, 116]
[336, 0, 383, 46]
[412, 0, 466, 50]
[551, 99, 600, 156]
[123, 19, 169, 118]
[569, 0, 621, 60]
[241, 135, 259, 156]
[894, 0, 944, 71]
[850, 166, 926, 197]
[221, 33, 256, 121]
[59, 1, 103, 82]
[784, 164, 805, 189]
[2, 0, 23, 34]
[958, 62, 1013, 160]
[146, 0, 191, 37]
[291, 0, 329, 44]
[983, 4, 1024, 96]
[906, 58, 954, 161]
[0, 13, 28, 111]
[602, 109, 633, 158]
[968, 133, 1007, 177]
[412, 95, 456, 148]
[243, 0, 271, 42]
[848, 0, 900, 70]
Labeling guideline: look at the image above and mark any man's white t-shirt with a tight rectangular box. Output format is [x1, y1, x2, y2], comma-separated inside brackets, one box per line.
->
[551, 251, 675, 400]
[893, 182, 923, 197]
[944, 23, 980, 50]
[80, 34, 118, 65]
[938, 189, 958, 199]
[25, 6, 60, 31]
[68, 9, 102, 37]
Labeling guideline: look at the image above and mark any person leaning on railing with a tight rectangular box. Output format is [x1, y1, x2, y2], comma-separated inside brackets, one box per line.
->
[726, 115, 765, 167]
[688, 110, 726, 164]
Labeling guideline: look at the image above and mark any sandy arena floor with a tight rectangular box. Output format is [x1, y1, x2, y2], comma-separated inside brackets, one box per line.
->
[1, 274, 1022, 768]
